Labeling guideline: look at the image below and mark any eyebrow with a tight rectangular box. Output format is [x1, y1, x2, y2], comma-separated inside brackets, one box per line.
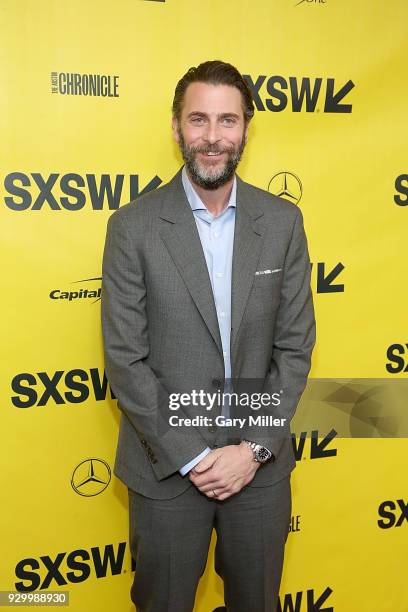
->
[187, 111, 241, 119]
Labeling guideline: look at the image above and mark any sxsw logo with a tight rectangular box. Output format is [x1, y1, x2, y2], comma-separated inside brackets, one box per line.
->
[243, 74, 354, 113]
[394, 174, 408, 206]
[15, 542, 134, 591]
[377, 499, 408, 529]
[386, 343, 408, 373]
[11, 368, 115, 408]
[292, 429, 338, 461]
[278, 587, 334, 611]
[214, 586, 334, 612]
[2, 172, 162, 211]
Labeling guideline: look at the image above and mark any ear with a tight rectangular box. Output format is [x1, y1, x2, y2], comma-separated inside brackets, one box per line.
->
[172, 116, 180, 143]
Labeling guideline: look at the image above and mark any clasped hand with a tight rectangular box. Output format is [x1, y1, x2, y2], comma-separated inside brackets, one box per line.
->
[188, 442, 260, 501]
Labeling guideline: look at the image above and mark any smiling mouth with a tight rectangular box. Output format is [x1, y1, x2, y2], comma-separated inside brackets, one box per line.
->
[200, 151, 225, 158]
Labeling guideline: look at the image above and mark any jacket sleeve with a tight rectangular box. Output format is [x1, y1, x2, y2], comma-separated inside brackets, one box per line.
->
[101, 210, 209, 481]
[240, 206, 316, 459]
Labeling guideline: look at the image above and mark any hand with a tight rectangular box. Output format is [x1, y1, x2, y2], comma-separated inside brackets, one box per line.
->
[188, 442, 261, 501]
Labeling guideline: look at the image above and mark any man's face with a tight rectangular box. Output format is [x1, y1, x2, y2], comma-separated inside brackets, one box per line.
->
[172, 82, 248, 190]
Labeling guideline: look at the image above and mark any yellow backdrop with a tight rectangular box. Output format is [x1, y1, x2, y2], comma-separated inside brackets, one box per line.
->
[1, 1, 407, 610]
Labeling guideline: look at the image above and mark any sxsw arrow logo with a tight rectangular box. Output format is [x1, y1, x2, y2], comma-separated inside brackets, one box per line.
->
[311, 262, 345, 293]
[324, 79, 354, 113]
[244, 74, 354, 113]
[292, 430, 338, 461]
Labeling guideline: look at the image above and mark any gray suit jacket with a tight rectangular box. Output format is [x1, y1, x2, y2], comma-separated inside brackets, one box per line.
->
[101, 168, 316, 499]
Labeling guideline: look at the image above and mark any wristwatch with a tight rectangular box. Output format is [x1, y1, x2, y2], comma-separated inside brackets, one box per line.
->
[243, 440, 274, 463]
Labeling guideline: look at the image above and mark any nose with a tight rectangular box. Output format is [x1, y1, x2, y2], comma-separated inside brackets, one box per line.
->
[203, 120, 221, 144]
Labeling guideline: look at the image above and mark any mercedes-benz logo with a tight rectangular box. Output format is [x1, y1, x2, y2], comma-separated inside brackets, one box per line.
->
[268, 172, 302, 204]
[71, 458, 111, 496]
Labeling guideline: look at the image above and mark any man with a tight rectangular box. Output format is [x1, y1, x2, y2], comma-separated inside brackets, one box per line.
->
[101, 60, 315, 612]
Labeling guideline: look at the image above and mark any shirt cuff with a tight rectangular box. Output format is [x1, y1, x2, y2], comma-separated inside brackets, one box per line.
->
[179, 447, 212, 476]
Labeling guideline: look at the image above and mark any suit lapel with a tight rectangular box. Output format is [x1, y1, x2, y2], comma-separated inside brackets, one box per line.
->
[158, 169, 265, 363]
[159, 170, 223, 355]
[231, 176, 264, 353]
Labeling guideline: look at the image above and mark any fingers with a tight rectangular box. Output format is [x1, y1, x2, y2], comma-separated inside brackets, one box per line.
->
[192, 474, 244, 499]
[190, 470, 227, 496]
[193, 451, 220, 473]
[206, 481, 243, 501]
[189, 472, 221, 491]
[197, 481, 224, 494]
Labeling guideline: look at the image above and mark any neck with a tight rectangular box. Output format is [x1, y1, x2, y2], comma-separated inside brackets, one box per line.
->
[187, 169, 234, 217]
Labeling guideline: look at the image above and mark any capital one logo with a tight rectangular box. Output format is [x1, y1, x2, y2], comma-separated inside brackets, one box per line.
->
[50, 277, 102, 303]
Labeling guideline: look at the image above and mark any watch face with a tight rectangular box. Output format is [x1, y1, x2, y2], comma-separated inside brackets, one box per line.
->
[257, 447, 272, 462]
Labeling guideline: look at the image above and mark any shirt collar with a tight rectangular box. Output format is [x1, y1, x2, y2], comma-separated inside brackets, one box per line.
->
[181, 165, 237, 213]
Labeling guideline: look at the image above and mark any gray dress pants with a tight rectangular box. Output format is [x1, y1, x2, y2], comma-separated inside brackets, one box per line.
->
[128, 474, 291, 612]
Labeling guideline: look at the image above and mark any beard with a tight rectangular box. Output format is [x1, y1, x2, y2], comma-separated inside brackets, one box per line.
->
[177, 127, 246, 190]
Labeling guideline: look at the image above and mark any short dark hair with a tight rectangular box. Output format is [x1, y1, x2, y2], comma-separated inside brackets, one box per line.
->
[172, 60, 255, 124]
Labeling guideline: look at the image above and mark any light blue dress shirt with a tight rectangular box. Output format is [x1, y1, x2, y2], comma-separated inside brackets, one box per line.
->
[179, 166, 236, 476]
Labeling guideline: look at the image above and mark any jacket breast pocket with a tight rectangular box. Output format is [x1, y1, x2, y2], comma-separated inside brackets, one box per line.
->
[252, 269, 283, 293]
[249, 270, 282, 319]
